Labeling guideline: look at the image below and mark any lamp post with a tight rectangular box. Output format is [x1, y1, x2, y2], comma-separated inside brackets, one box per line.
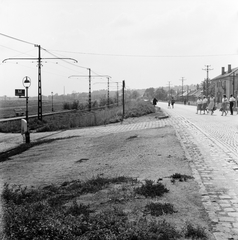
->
[22, 76, 31, 143]
[51, 92, 54, 112]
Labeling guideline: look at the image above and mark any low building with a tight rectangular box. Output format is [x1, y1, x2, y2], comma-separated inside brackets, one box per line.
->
[211, 64, 238, 102]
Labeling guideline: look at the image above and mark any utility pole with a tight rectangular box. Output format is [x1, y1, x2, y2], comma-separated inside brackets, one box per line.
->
[202, 65, 213, 97]
[108, 81, 120, 106]
[89, 68, 91, 110]
[114, 82, 119, 106]
[122, 80, 125, 120]
[168, 81, 171, 99]
[37, 45, 42, 119]
[180, 77, 185, 103]
[3, 45, 77, 120]
[107, 77, 110, 107]
[69, 74, 111, 110]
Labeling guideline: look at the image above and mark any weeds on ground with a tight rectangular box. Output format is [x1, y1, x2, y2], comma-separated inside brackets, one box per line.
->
[134, 179, 169, 198]
[2, 176, 208, 240]
[183, 222, 207, 239]
[170, 173, 194, 182]
[145, 202, 176, 216]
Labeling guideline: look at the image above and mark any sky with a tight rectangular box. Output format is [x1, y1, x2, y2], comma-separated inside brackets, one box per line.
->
[0, 0, 238, 97]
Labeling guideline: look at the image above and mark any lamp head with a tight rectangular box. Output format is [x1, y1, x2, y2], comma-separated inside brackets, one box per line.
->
[22, 76, 31, 88]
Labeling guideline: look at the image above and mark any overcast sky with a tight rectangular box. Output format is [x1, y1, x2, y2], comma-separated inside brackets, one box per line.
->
[0, 0, 238, 97]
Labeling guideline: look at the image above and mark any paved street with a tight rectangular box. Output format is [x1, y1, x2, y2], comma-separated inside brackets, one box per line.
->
[159, 101, 238, 240]
[0, 102, 238, 239]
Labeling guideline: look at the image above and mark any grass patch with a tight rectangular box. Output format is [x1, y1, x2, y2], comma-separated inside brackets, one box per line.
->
[1, 176, 209, 240]
[183, 222, 207, 239]
[145, 202, 176, 216]
[170, 173, 194, 182]
[134, 179, 169, 198]
[0, 100, 156, 133]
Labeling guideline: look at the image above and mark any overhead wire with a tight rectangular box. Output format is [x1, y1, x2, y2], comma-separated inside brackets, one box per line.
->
[0, 32, 37, 46]
[42, 48, 89, 70]
[47, 49, 238, 58]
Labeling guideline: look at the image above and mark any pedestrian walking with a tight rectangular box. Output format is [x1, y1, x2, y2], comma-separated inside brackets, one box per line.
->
[229, 94, 236, 115]
[152, 97, 158, 107]
[171, 97, 175, 108]
[207, 95, 215, 115]
[202, 95, 208, 114]
[196, 96, 202, 114]
[221, 94, 228, 116]
[168, 100, 171, 108]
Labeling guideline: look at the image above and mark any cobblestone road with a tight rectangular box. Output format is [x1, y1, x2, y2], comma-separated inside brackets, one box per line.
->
[159, 102, 238, 240]
[1, 103, 238, 239]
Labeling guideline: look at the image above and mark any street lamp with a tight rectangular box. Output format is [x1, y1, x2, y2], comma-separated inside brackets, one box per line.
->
[22, 76, 31, 143]
[51, 92, 54, 112]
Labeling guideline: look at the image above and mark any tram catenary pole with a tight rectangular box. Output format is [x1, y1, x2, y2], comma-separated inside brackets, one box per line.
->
[69, 74, 111, 110]
[3, 45, 77, 120]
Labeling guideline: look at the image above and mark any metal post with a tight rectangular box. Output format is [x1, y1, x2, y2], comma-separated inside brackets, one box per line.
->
[107, 77, 110, 108]
[122, 80, 125, 119]
[25, 86, 30, 143]
[117, 82, 119, 106]
[88, 68, 91, 111]
[51, 92, 54, 112]
[37, 45, 42, 120]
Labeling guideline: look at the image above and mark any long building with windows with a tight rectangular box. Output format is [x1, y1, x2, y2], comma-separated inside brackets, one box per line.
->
[211, 64, 238, 103]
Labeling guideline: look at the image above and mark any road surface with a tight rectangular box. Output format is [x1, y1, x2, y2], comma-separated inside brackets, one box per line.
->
[158, 101, 238, 239]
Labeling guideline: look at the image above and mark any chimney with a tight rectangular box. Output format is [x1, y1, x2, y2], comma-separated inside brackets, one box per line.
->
[222, 67, 225, 75]
[228, 64, 232, 73]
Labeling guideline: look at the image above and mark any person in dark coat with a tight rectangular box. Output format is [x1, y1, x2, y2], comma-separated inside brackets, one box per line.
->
[171, 97, 175, 108]
[152, 98, 158, 106]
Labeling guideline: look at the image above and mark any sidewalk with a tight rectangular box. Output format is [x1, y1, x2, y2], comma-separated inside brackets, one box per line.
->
[0, 109, 169, 154]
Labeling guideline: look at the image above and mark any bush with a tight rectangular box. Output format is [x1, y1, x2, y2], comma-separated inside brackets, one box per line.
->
[134, 179, 169, 198]
[145, 202, 176, 216]
[170, 173, 194, 182]
[63, 102, 71, 110]
[183, 222, 207, 239]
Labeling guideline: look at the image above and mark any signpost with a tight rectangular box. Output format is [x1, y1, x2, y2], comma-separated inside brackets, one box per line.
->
[15, 89, 25, 97]
[15, 76, 31, 143]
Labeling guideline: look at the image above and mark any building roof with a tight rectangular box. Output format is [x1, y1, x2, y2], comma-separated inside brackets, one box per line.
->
[178, 89, 202, 97]
[212, 67, 238, 81]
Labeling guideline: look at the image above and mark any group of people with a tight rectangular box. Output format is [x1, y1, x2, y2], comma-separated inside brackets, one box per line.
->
[196, 94, 237, 116]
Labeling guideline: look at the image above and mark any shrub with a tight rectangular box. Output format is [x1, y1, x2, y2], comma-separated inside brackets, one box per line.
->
[63, 102, 71, 110]
[170, 173, 194, 182]
[134, 179, 169, 198]
[183, 222, 207, 239]
[145, 202, 176, 216]
[72, 100, 79, 110]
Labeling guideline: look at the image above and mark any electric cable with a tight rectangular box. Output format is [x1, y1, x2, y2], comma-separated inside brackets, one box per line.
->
[47, 49, 238, 58]
[0, 32, 36, 46]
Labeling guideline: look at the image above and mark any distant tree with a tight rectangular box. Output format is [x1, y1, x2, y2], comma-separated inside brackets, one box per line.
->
[143, 88, 155, 99]
[155, 87, 167, 100]
[130, 90, 140, 99]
